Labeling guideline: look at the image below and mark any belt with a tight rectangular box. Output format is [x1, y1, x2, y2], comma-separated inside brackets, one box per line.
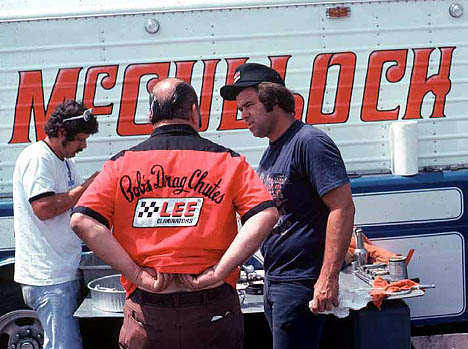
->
[266, 278, 317, 289]
[131, 283, 232, 307]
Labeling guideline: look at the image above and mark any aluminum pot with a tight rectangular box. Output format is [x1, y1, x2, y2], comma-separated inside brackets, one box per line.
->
[87, 274, 125, 312]
[80, 251, 119, 286]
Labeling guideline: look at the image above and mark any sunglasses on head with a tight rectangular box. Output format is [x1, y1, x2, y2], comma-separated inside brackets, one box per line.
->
[63, 108, 94, 123]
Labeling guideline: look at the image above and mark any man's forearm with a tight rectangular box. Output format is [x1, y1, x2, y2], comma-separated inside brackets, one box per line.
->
[70, 213, 141, 283]
[319, 205, 354, 279]
[310, 184, 355, 314]
[32, 175, 96, 220]
[52, 185, 87, 213]
[213, 207, 278, 280]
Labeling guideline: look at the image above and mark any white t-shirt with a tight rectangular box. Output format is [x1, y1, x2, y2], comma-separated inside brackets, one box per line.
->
[13, 141, 83, 286]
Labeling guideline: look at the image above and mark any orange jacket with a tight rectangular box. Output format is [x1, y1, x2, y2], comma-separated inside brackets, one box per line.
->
[75, 125, 273, 295]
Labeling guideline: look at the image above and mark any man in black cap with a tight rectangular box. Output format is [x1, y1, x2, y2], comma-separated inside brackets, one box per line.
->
[221, 63, 355, 349]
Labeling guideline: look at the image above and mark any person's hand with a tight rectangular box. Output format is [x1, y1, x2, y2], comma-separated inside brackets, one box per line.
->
[132, 266, 173, 293]
[177, 266, 220, 290]
[82, 171, 100, 189]
[309, 274, 339, 315]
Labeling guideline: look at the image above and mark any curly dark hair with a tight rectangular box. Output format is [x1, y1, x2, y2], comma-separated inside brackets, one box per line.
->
[257, 82, 295, 114]
[44, 100, 99, 140]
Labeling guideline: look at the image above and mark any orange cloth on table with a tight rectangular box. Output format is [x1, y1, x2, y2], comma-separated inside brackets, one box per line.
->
[370, 275, 419, 310]
[347, 233, 397, 264]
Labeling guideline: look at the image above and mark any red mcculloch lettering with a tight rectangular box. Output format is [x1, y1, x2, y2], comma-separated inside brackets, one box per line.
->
[10, 48, 455, 144]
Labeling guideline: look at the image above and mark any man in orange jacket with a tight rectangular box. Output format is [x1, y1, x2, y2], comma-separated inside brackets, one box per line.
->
[71, 78, 278, 349]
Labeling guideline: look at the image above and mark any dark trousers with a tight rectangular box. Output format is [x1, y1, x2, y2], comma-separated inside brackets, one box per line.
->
[264, 279, 326, 349]
[119, 283, 244, 349]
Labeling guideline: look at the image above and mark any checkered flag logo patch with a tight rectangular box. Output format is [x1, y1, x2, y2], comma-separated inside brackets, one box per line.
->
[137, 200, 159, 218]
[133, 197, 203, 227]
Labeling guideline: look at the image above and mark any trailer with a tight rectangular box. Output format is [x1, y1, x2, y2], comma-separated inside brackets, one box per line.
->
[0, 0, 467, 346]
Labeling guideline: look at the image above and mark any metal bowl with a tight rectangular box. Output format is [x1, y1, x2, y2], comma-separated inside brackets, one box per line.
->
[87, 274, 125, 312]
[80, 251, 119, 286]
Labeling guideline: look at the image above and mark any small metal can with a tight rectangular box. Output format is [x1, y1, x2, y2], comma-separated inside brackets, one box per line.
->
[388, 256, 408, 281]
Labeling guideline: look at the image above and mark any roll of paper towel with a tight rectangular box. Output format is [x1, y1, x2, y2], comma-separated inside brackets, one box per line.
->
[389, 121, 418, 176]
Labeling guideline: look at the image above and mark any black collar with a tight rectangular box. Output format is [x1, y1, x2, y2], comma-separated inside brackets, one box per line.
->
[151, 124, 199, 137]
[42, 140, 65, 161]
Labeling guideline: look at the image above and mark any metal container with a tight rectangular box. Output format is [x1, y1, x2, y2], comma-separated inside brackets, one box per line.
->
[87, 274, 126, 312]
[388, 256, 408, 281]
[353, 227, 368, 266]
[79, 251, 119, 286]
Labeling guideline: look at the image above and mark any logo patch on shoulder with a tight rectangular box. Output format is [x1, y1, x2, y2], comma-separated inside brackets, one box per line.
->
[133, 198, 203, 227]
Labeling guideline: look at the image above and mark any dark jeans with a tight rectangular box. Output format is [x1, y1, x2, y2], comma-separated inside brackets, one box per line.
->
[119, 283, 243, 349]
[264, 279, 325, 349]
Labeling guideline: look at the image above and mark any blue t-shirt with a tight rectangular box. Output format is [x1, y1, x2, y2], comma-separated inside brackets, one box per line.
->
[258, 120, 349, 281]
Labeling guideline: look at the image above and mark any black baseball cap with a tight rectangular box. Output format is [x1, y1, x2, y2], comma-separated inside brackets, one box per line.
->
[220, 63, 285, 100]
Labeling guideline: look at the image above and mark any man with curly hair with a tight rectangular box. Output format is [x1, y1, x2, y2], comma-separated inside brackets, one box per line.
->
[13, 100, 99, 349]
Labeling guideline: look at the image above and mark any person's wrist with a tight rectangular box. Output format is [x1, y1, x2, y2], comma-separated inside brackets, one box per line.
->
[129, 264, 142, 284]
[319, 267, 340, 280]
[211, 264, 223, 281]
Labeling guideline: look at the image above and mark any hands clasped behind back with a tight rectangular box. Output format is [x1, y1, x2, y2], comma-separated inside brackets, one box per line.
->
[133, 267, 174, 293]
[132, 266, 222, 293]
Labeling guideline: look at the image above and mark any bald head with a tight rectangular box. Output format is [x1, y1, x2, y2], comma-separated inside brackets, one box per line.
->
[149, 78, 199, 125]
[151, 78, 180, 101]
